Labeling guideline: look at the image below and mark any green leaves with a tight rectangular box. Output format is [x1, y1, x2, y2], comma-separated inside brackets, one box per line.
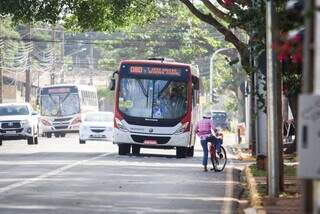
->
[0, 0, 159, 31]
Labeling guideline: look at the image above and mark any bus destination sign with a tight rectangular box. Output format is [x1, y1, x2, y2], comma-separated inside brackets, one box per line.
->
[47, 87, 71, 94]
[130, 66, 182, 76]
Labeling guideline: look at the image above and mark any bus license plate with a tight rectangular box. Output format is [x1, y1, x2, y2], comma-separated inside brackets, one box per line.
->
[144, 140, 157, 145]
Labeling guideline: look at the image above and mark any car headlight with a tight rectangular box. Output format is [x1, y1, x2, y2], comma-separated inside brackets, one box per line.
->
[80, 125, 89, 132]
[21, 120, 30, 126]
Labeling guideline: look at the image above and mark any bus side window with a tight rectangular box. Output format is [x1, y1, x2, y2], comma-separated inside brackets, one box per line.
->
[192, 76, 199, 107]
[192, 86, 196, 107]
[90, 92, 94, 106]
[81, 91, 85, 105]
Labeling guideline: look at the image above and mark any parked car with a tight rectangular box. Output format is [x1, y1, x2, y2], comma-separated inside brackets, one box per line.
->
[211, 110, 230, 130]
[0, 103, 39, 145]
[79, 111, 114, 144]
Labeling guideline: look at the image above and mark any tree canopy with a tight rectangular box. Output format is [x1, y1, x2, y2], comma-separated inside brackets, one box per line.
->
[0, 0, 160, 31]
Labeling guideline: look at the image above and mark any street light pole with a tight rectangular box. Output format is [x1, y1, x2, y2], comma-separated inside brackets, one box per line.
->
[209, 48, 231, 97]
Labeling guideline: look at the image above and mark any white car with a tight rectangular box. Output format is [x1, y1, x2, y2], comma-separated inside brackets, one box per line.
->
[79, 111, 114, 144]
[0, 103, 39, 145]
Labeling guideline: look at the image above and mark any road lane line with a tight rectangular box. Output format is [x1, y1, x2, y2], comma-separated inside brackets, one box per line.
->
[0, 153, 111, 194]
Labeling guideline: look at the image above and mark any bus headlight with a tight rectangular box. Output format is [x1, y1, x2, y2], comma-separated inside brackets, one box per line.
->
[71, 116, 81, 125]
[41, 118, 52, 126]
[115, 118, 129, 132]
[174, 122, 189, 135]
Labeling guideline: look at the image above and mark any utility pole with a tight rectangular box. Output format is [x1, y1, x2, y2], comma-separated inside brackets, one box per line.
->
[89, 32, 93, 85]
[25, 23, 31, 102]
[60, 27, 64, 84]
[50, 26, 55, 85]
[266, 0, 282, 197]
[0, 19, 3, 103]
[250, 52, 256, 156]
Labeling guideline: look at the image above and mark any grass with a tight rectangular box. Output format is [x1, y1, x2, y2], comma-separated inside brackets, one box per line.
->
[284, 165, 297, 176]
[257, 184, 267, 195]
[249, 164, 297, 177]
[250, 164, 267, 177]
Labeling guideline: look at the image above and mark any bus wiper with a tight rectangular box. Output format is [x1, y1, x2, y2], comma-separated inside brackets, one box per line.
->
[137, 79, 148, 97]
[159, 81, 171, 98]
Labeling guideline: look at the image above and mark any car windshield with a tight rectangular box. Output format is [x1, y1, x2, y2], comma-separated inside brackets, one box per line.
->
[41, 93, 80, 116]
[118, 78, 188, 119]
[0, 105, 29, 116]
[84, 112, 114, 122]
[212, 112, 227, 122]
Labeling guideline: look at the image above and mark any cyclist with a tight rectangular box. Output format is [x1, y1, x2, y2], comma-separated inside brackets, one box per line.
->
[194, 112, 215, 172]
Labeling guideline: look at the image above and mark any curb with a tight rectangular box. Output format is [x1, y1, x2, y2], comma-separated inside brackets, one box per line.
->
[243, 165, 267, 214]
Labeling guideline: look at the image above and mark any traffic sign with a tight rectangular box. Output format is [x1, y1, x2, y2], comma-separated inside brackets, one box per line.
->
[298, 94, 320, 179]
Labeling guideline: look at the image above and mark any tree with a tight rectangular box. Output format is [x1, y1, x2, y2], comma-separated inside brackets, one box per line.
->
[96, 5, 224, 71]
[0, 0, 161, 31]
[0, 0, 302, 118]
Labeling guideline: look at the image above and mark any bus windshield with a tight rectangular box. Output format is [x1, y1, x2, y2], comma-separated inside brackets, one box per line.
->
[41, 93, 80, 117]
[118, 78, 188, 119]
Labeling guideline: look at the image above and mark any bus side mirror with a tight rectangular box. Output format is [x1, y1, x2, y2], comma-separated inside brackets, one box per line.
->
[192, 76, 199, 90]
[109, 70, 118, 91]
[109, 78, 116, 91]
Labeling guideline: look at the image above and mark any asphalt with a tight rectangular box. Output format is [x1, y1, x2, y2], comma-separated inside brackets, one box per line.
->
[0, 134, 243, 214]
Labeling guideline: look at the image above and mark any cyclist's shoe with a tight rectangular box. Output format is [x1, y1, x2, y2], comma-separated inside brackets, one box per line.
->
[218, 152, 223, 159]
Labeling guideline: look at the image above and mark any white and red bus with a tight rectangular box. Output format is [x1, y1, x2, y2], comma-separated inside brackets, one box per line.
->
[110, 59, 200, 158]
[39, 84, 98, 138]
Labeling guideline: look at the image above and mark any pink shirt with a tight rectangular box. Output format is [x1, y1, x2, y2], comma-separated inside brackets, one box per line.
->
[195, 118, 215, 140]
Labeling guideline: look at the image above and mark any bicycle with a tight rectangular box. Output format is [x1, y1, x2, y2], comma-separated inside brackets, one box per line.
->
[207, 136, 227, 172]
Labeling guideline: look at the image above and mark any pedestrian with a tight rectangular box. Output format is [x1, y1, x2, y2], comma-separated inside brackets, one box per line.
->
[194, 112, 215, 172]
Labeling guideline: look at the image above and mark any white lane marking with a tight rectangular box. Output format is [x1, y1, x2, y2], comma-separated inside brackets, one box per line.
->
[0, 153, 110, 194]
[221, 147, 235, 214]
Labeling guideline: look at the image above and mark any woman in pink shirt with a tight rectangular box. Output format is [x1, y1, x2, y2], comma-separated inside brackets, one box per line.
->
[194, 112, 215, 172]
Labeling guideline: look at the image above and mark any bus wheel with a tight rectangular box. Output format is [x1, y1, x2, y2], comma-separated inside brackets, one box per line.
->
[132, 145, 140, 156]
[0, 139, 2, 146]
[79, 140, 86, 144]
[46, 133, 52, 138]
[187, 146, 194, 157]
[54, 133, 60, 138]
[176, 147, 187, 158]
[118, 144, 131, 155]
[60, 133, 66, 137]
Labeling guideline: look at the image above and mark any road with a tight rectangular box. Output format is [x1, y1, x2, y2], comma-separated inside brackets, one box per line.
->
[0, 134, 242, 214]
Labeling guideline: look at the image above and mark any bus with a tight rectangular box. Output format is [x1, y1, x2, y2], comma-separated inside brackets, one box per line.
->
[109, 58, 200, 158]
[39, 84, 98, 138]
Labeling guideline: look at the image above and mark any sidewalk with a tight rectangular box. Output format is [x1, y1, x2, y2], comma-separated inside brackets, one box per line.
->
[240, 153, 301, 214]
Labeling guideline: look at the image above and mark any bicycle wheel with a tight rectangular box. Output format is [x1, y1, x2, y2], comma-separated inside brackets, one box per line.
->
[210, 146, 227, 172]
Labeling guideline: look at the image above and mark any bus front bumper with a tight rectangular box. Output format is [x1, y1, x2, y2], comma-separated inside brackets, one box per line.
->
[41, 125, 80, 133]
[113, 128, 191, 147]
